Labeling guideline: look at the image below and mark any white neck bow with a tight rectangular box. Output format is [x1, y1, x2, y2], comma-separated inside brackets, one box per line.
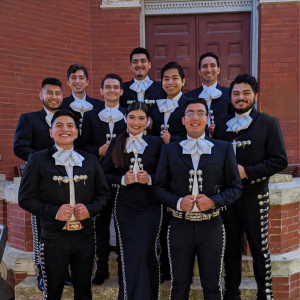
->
[130, 77, 153, 93]
[53, 149, 84, 167]
[226, 115, 253, 133]
[199, 85, 222, 101]
[180, 138, 214, 156]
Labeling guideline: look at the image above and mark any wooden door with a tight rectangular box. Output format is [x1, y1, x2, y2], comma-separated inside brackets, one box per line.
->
[146, 13, 250, 90]
[145, 15, 197, 92]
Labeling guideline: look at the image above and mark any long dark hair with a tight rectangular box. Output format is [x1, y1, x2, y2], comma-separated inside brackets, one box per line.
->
[112, 102, 149, 168]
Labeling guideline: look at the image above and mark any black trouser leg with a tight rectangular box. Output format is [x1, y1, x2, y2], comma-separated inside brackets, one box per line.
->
[71, 230, 95, 300]
[195, 216, 224, 300]
[40, 228, 94, 300]
[159, 206, 171, 279]
[94, 198, 114, 275]
[168, 218, 195, 300]
[222, 201, 243, 300]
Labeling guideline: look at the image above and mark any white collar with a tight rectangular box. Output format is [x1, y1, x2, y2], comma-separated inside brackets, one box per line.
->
[168, 91, 182, 102]
[202, 82, 218, 89]
[235, 108, 252, 117]
[72, 93, 87, 102]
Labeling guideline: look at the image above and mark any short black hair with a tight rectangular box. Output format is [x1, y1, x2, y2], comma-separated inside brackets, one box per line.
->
[229, 73, 259, 95]
[51, 109, 76, 126]
[42, 78, 62, 89]
[184, 98, 208, 115]
[101, 73, 123, 89]
[67, 64, 89, 80]
[198, 52, 220, 69]
[130, 47, 151, 62]
[161, 62, 185, 81]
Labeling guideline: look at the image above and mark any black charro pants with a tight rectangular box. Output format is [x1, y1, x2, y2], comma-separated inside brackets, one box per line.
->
[168, 215, 224, 300]
[94, 197, 114, 274]
[222, 187, 273, 300]
[40, 227, 95, 300]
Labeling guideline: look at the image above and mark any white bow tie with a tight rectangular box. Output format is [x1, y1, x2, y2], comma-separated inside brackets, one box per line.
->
[130, 78, 153, 93]
[125, 136, 148, 154]
[226, 115, 253, 133]
[70, 99, 93, 115]
[98, 107, 124, 123]
[45, 113, 52, 127]
[199, 86, 222, 101]
[53, 150, 84, 167]
[156, 98, 179, 113]
[180, 138, 214, 156]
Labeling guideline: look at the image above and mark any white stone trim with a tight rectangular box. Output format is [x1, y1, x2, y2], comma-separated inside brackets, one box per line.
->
[243, 248, 300, 276]
[3, 243, 35, 275]
[144, 0, 252, 15]
[269, 177, 300, 205]
[0, 260, 7, 280]
[100, 0, 141, 9]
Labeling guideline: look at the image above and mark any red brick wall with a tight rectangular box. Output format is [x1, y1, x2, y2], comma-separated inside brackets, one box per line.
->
[273, 273, 300, 300]
[269, 202, 300, 254]
[259, 2, 300, 165]
[0, 0, 93, 179]
[88, 0, 140, 96]
[7, 203, 33, 251]
[0, 0, 140, 180]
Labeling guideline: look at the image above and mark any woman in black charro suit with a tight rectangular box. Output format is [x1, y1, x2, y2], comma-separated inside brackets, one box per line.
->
[102, 102, 163, 300]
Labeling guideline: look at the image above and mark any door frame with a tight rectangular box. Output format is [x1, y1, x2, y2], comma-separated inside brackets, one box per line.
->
[141, 0, 258, 78]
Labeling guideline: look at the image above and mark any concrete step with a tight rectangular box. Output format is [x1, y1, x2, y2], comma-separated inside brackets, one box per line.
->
[15, 275, 257, 300]
[107, 251, 254, 277]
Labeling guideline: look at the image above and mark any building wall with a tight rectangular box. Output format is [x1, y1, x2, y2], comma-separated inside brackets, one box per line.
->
[0, 0, 140, 180]
[0, 1, 299, 180]
[259, 2, 299, 165]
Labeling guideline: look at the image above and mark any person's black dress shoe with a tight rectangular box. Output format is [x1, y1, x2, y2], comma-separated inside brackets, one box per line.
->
[37, 275, 44, 292]
[92, 272, 109, 285]
[160, 273, 171, 284]
[64, 271, 73, 285]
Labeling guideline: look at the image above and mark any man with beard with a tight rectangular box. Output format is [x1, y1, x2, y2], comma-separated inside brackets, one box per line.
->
[14, 77, 64, 291]
[120, 47, 166, 110]
[214, 74, 288, 300]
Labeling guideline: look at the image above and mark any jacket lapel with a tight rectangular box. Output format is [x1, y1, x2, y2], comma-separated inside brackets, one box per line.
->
[39, 109, 51, 129]
[236, 108, 259, 140]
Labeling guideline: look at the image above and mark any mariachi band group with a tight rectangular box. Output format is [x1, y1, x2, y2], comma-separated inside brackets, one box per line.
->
[15, 48, 287, 300]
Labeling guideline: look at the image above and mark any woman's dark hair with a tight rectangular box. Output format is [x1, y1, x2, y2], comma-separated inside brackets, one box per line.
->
[112, 102, 149, 168]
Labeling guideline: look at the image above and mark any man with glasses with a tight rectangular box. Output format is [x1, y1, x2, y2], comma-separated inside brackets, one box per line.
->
[154, 98, 242, 300]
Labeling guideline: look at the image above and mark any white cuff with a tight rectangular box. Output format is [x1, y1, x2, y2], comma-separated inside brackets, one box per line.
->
[121, 175, 127, 186]
[176, 197, 183, 211]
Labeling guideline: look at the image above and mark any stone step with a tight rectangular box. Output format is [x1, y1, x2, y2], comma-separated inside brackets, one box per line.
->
[15, 275, 257, 300]
[107, 251, 254, 277]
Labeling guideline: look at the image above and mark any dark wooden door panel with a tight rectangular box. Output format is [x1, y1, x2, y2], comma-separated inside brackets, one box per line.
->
[146, 12, 250, 90]
[197, 13, 250, 87]
[145, 15, 197, 92]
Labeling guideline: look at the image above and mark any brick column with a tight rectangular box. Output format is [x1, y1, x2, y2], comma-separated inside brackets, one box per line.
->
[1, 179, 35, 288]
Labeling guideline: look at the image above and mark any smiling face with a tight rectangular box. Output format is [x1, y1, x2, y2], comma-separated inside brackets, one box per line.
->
[39, 84, 63, 113]
[198, 56, 220, 86]
[49, 115, 78, 149]
[130, 53, 151, 80]
[100, 78, 123, 107]
[231, 83, 257, 114]
[162, 68, 185, 99]
[126, 109, 149, 136]
[182, 103, 208, 138]
[67, 69, 89, 98]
